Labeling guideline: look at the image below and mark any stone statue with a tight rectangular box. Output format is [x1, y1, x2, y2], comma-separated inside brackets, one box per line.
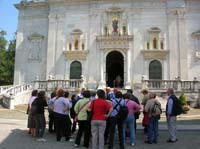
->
[112, 19, 118, 33]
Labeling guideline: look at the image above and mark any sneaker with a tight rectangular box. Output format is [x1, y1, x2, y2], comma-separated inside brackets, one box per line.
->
[144, 140, 152, 144]
[69, 138, 74, 142]
[36, 138, 43, 142]
[74, 144, 79, 147]
[131, 143, 135, 146]
[166, 139, 178, 143]
[40, 138, 46, 142]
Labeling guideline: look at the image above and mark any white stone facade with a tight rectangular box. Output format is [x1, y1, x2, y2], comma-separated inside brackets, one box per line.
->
[14, 0, 200, 89]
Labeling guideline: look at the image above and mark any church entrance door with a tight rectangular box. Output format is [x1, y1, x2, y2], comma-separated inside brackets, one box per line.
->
[106, 51, 124, 88]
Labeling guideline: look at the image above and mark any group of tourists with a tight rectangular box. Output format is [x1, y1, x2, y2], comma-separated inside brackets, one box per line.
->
[26, 87, 180, 149]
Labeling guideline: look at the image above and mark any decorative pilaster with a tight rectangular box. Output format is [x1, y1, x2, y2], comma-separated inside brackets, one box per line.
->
[98, 51, 106, 89]
[46, 13, 64, 79]
[125, 49, 131, 89]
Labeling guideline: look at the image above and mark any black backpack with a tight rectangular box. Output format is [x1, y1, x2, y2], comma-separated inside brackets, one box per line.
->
[171, 95, 183, 116]
[114, 99, 129, 121]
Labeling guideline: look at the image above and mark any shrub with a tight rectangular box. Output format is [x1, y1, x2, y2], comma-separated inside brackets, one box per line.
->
[179, 92, 187, 106]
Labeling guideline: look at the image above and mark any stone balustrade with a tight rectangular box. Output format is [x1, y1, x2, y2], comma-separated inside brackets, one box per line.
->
[0, 85, 13, 95]
[142, 79, 200, 93]
[34, 79, 84, 91]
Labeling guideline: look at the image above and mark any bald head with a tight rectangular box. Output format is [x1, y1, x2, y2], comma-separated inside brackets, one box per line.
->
[167, 88, 174, 96]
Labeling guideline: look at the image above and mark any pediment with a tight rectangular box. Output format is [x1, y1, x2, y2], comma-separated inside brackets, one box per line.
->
[148, 27, 161, 33]
[28, 32, 44, 40]
[71, 29, 83, 35]
[192, 30, 200, 37]
[107, 6, 124, 12]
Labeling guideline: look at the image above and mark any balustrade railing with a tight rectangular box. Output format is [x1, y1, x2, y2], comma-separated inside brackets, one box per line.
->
[2, 84, 33, 97]
[34, 79, 83, 91]
[142, 79, 200, 93]
[0, 85, 13, 95]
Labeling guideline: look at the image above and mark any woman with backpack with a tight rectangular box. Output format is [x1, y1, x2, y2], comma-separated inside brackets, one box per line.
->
[144, 93, 162, 144]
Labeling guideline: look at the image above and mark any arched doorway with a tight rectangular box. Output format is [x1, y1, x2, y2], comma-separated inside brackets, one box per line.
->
[106, 51, 124, 88]
[149, 60, 162, 79]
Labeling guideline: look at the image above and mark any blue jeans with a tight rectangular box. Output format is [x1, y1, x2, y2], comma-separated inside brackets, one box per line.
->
[148, 116, 159, 143]
[123, 114, 135, 145]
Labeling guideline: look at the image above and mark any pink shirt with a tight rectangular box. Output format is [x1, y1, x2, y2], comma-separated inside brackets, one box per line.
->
[125, 99, 141, 115]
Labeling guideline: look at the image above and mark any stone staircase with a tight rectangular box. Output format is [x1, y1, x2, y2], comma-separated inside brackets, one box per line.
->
[0, 84, 33, 109]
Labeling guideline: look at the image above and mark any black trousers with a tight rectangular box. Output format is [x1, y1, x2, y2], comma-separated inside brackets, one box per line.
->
[108, 117, 124, 149]
[54, 112, 71, 141]
[48, 112, 55, 132]
[75, 120, 90, 147]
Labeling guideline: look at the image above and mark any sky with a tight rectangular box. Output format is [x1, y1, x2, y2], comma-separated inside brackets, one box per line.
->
[0, 0, 21, 41]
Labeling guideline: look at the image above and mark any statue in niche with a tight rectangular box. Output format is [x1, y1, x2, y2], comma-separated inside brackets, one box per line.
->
[112, 18, 118, 33]
[75, 40, 79, 50]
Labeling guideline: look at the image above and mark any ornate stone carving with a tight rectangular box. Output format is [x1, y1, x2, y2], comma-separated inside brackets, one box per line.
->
[27, 33, 44, 62]
[141, 50, 169, 60]
[96, 35, 133, 50]
[63, 50, 88, 60]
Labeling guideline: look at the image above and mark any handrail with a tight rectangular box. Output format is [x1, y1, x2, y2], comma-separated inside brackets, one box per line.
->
[2, 84, 33, 98]
[0, 85, 13, 95]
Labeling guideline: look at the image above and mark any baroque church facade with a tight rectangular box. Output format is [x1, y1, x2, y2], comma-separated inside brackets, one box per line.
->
[14, 0, 200, 89]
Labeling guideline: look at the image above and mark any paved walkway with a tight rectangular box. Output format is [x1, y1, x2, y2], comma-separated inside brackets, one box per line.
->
[0, 105, 200, 149]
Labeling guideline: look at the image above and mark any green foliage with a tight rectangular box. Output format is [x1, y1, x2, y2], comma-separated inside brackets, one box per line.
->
[179, 92, 187, 106]
[0, 31, 7, 51]
[0, 30, 15, 85]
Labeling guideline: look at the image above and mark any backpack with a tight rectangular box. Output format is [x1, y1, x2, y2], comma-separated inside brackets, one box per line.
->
[171, 95, 183, 116]
[151, 101, 162, 119]
[114, 99, 129, 121]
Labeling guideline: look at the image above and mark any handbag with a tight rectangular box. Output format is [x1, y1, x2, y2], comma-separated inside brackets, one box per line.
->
[87, 100, 95, 121]
[74, 100, 90, 122]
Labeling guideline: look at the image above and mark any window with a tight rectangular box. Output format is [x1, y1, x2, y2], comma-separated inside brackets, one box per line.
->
[70, 61, 82, 79]
[82, 43, 85, 50]
[104, 26, 108, 35]
[69, 43, 72, 50]
[74, 40, 79, 50]
[149, 60, 162, 79]
[147, 42, 150, 49]
[153, 38, 157, 49]
[160, 40, 164, 49]
[123, 26, 127, 35]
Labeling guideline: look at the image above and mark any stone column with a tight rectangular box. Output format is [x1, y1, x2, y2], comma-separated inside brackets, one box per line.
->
[176, 10, 188, 80]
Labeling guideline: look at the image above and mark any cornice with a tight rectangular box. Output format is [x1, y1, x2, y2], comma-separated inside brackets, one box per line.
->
[15, 1, 48, 10]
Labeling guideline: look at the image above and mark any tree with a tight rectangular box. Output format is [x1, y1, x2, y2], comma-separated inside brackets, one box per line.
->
[0, 30, 16, 85]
